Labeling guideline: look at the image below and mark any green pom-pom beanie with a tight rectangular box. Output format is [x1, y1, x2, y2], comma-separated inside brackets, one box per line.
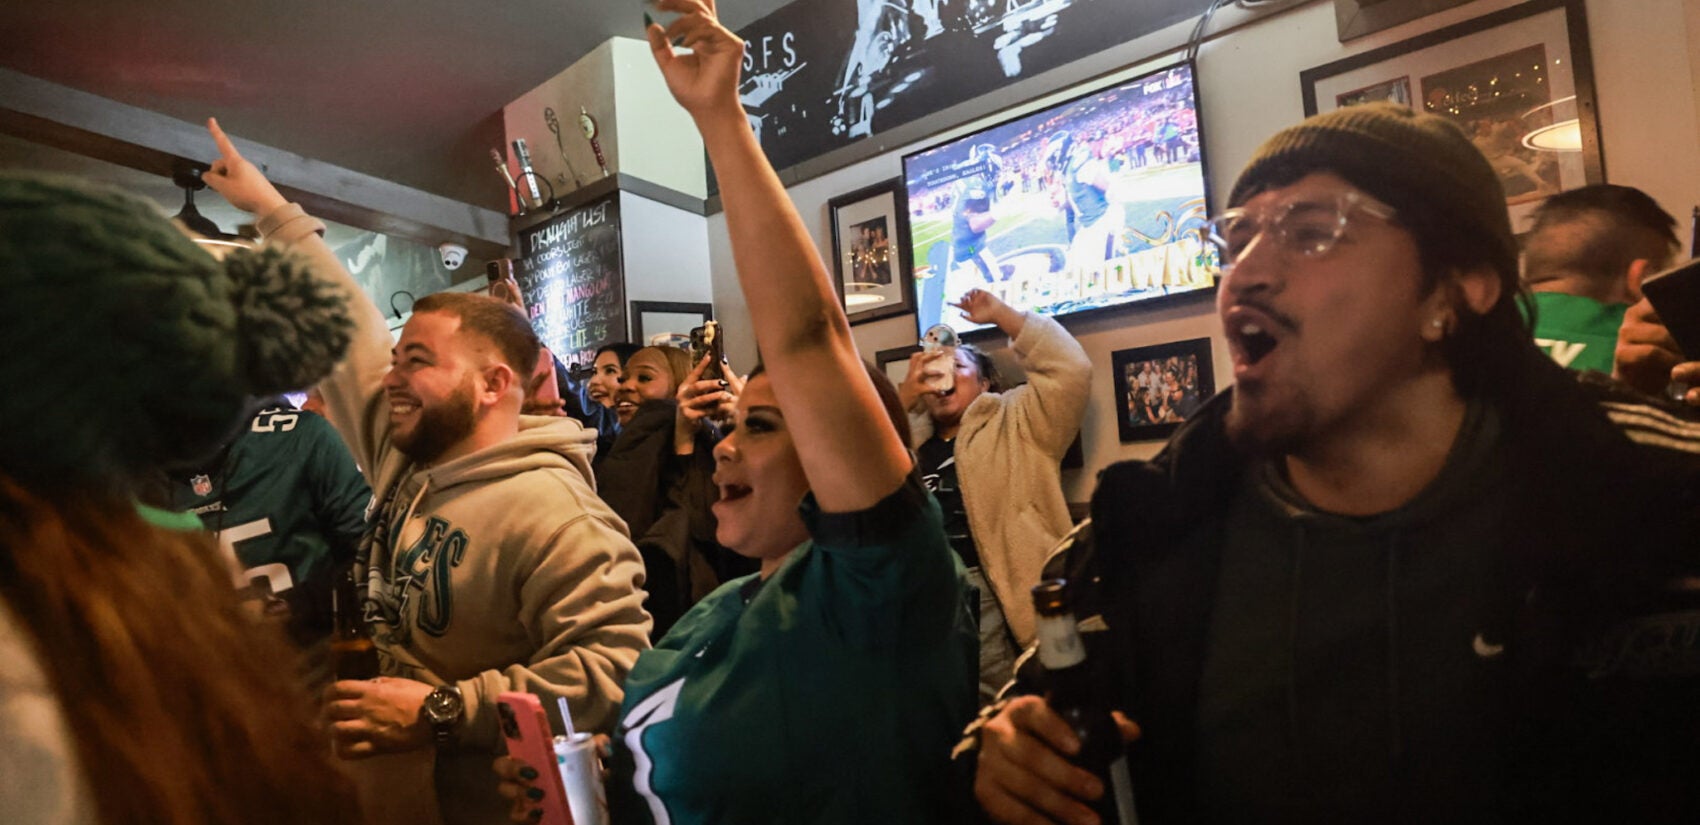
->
[0, 172, 351, 494]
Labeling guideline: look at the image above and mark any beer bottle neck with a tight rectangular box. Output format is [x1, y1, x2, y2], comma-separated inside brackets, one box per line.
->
[1035, 612, 1086, 671]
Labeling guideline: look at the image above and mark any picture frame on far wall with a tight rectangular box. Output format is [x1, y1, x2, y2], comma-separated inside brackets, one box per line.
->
[1112, 337, 1215, 443]
[1302, 0, 1602, 236]
[1334, 0, 1473, 42]
[874, 344, 923, 388]
[828, 179, 916, 326]
[630, 300, 712, 348]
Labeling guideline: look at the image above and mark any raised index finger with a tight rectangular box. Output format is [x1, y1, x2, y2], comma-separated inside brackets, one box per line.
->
[206, 117, 241, 161]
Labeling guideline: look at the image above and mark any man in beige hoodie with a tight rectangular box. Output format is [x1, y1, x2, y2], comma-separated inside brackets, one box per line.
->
[202, 119, 651, 825]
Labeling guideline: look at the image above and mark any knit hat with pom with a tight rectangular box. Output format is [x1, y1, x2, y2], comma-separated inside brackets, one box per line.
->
[0, 172, 352, 494]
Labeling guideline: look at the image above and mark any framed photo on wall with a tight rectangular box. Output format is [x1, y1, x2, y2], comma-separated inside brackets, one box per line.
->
[1112, 338, 1215, 443]
[875, 344, 923, 386]
[1301, 0, 1602, 235]
[1334, 0, 1474, 42]
[829, 179, 916, 325]
[630, 301, 712, 348]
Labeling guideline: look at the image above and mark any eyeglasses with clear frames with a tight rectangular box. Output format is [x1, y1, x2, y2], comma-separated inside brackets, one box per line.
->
[1206, 191, 1397, 269]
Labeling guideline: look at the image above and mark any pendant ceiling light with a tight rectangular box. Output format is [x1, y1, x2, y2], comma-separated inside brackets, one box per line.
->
[1520, 96, 1583, 153]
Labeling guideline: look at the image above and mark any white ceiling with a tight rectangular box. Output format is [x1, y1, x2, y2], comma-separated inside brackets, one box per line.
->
[0, 0, 788, 210]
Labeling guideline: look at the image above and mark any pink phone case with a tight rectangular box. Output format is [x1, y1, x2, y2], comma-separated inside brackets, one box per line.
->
[498, 692, 574, 825]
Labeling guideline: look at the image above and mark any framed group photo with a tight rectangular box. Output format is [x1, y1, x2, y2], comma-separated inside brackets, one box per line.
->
[630, 300, 712, 348]
[1112, 338, 1215, 442]
[828, 179, 916, 325]
[1301, 0, 1602, 235]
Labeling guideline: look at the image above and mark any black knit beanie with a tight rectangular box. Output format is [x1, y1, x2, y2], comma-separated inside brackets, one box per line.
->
[0, 172, 353, 494]
[1228, 101, 1519, 285]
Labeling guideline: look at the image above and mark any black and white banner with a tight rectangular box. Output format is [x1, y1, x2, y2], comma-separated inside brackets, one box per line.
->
[734, 0, 1213, 172]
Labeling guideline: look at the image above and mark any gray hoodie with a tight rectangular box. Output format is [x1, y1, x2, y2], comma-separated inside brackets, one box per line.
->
[259, 204, 650, 825]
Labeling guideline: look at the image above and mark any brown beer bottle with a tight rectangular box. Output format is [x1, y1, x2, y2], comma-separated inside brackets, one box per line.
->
[1032, 579, 1139, 824]
[330, 563, 379, 681]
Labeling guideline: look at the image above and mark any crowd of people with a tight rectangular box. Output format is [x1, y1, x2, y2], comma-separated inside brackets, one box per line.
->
[4, 1, 1700, 824]
[1124, 354, 1205, 427]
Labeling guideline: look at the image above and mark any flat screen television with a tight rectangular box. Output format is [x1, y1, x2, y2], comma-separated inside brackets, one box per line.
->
[901, 62, 1218, 338]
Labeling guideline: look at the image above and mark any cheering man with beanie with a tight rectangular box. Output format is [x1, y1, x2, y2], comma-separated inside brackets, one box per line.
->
[198, 119, 651, 825]
[969, 102, 1700, 823]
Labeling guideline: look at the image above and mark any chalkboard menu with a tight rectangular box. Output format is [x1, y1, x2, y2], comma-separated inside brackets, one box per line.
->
[516, 193, 627, 368]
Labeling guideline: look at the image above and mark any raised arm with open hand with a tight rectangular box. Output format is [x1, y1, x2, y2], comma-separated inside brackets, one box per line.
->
[954, 287, 1026, 338]
[647, 0, 910, 510]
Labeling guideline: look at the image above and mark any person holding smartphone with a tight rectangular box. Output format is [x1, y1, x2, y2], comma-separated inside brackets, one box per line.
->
[897, 286, 1091, 705]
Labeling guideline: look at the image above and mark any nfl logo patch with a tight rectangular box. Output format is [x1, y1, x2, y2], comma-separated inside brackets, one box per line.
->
[191, 474, 213, 497]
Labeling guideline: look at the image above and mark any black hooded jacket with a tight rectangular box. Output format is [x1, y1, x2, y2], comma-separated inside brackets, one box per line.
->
[1026, 347, 1700, 824]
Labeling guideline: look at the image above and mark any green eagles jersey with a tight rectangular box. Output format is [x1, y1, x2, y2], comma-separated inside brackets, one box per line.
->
[605, 477, 979, 825]
[1530, 292, 1628, 374]
[170, 406, 372, 641]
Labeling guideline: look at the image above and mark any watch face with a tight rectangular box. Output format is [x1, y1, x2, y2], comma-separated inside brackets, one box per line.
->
[425, 687, 463, 723]
[578, 114, 597, 140]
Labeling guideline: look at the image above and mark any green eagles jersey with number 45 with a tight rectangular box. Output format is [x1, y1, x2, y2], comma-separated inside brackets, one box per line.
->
[604, 477, 979, 825]
[170, 405, 372, 641]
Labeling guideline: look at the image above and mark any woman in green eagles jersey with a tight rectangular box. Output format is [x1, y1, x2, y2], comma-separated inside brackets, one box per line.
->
[494, 0, 979, 821]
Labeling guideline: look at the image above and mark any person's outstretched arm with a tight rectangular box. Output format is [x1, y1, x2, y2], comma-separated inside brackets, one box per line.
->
[647, 0, 909, 510]
[200, 118, 395, 477]
[957, 288, 1092, 457]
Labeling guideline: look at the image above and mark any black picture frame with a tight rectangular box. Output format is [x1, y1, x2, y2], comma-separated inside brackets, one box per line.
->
[1334, 0, 1474, 42]
[1112, 337, 1215, 443]
[1302, 0, 1603, 235]
[630, 301, 712, 346]
[874, 344, 923, 386]
[828, 178, 916, 326]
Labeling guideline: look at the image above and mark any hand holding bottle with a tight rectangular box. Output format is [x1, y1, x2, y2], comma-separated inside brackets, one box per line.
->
[977, 580, 1142, 825]
[976, 697, 1142, 825]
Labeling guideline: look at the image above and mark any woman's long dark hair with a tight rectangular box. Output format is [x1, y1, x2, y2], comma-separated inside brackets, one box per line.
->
[0, 472, 358, 825]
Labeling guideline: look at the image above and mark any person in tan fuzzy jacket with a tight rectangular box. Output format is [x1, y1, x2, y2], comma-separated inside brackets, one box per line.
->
[200, 118, 651, 825]
[900, 287, 1091, 702]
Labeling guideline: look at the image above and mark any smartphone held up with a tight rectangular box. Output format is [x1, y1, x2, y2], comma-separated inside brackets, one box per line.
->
[1641, 257, 1700, 359]
[690, 320, 724, 383]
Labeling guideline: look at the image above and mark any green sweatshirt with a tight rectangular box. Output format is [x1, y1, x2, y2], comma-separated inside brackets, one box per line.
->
[1530, 291, 1627, 373]
[606, 477, 979, 825]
